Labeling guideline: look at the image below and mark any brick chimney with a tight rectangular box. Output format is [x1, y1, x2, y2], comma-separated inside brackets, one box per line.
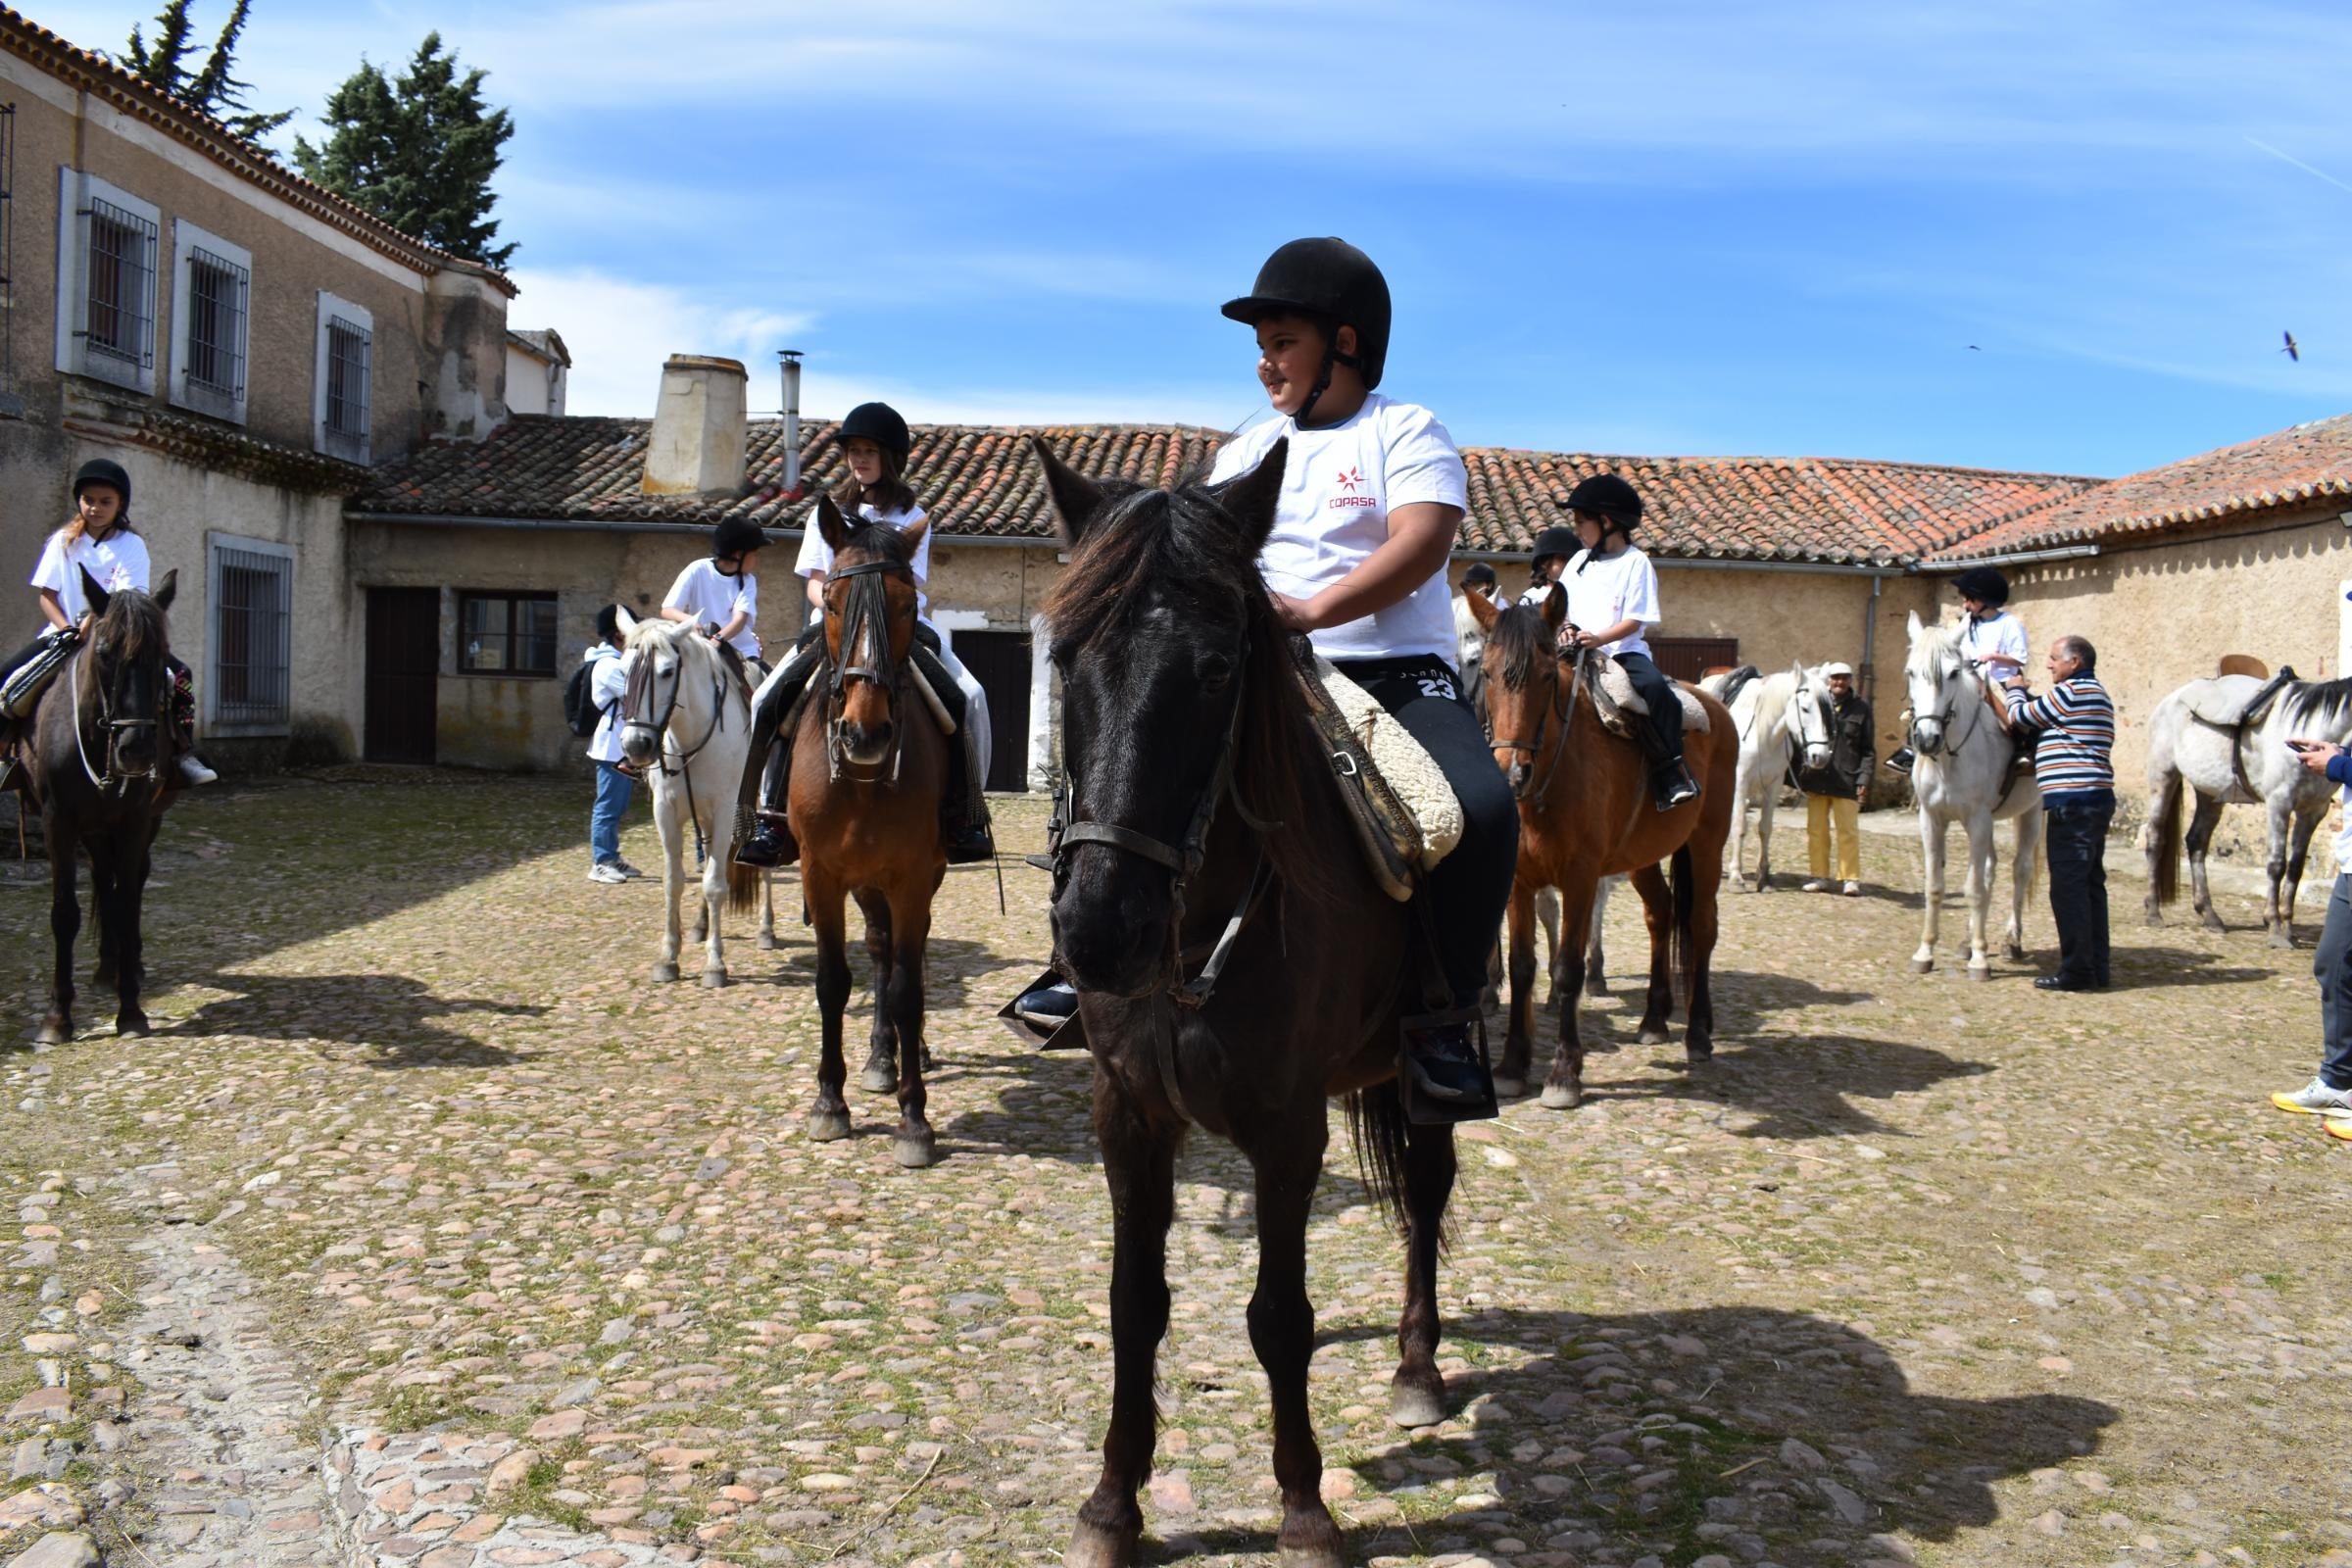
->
[643, 355, 749, 496]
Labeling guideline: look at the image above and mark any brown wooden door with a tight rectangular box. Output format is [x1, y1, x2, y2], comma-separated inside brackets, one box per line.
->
[1650, 636, 1740, 685]
[365, 588, 439, 763]
[954, 630, 1032, 792]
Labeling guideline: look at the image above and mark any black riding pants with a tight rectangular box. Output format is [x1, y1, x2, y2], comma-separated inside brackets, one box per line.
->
[2043, 789, 2113, 988]
[1332, 656, 1520, 1010]
[1612, 650, 1684, 767]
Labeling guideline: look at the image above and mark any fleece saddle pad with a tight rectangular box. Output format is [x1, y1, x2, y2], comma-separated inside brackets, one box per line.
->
[1591, 657, 1711, 743]
[1291, 644, 1464, 904]
[2183, 668, 2296, 731]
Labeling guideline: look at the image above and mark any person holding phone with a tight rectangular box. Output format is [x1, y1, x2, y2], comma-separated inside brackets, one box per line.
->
[2277, 734, 2352, 1128]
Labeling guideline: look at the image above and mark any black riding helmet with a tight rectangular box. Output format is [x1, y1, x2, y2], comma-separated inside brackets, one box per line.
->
[1950, 565, 2011, 608]
[1462, 562, 1498, 588]
[712, 516, 766, 563]
[1565, 473, 1643, 536]
[72, 458, 132, 516]
[1530, 525, 1581, 574]
[838, 402, 912, 466]
[1222, 238, 1392, 425]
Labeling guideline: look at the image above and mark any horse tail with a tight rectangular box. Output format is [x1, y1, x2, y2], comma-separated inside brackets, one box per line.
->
[2148, 765, 2183, 907]
[1670, 844, 1697, 1004]
[1345, 1082, 1417, 1242]
[725, 854, 763, 917]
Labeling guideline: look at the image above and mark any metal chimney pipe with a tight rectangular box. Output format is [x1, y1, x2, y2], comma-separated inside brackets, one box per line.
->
[778, 350, 804, 493]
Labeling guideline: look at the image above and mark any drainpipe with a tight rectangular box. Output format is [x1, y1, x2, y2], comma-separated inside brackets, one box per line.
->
[778, 350, 804, 494]
[1860, 573, 1883, 705]
[1927, 543, 2101, 569]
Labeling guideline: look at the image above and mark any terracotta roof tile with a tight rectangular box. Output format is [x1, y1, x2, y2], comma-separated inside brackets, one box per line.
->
[1928, 414, 2352, 563]
[354, 416, 2097, 565]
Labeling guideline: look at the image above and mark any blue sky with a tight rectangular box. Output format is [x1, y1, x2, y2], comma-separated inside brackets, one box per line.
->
[39, 0, 2352, 476]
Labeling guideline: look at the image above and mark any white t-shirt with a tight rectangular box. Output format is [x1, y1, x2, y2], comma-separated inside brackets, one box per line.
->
[796, 503, 933, 622]
[584, 643, 631, 764]
[1547, 546, 1661, 660]
[663, 558, 761, 662]
[1206, 393, 1469, 663]
[30, 526, 151, 622]
[1960, 610, 2029, 679]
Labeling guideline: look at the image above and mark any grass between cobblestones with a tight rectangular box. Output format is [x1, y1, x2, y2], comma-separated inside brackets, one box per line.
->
[2, 770, 2349, 1567]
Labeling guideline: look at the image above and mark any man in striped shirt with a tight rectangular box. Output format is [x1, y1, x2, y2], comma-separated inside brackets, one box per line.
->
[1998, 635, 2115, 992]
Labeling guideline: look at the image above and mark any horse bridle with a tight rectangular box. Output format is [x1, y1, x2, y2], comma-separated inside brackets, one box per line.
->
[621, 633, 728, 778]
[70, 633, 165, 795]
[821, 558, 915, 783]
[1910, 658, 1983, 758]
[1052, 623, 1280, 1013]
[1490, 642, 1585, 809]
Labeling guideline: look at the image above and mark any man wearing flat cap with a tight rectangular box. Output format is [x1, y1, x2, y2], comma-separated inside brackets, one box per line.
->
[1797, 662, 1874, 895]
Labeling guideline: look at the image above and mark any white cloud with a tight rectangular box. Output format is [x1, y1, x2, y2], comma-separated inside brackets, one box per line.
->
[505, 269, 811, 416]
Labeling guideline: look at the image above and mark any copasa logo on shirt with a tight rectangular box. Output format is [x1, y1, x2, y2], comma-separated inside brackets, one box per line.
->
[1328, 466, 1376, 509]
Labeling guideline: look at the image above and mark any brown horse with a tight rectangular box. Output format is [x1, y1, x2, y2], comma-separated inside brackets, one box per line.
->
[1038, 440, 1459, 1568]
[23, 567, 180, 1043]
[774, 494, 950, 1168]
[1466, 586, 1737, 1107]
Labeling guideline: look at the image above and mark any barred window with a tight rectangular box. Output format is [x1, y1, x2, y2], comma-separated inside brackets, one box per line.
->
[460, 593, 559, 677]
[84, 197, 156, 370]
[207, 536, 293, 736]
[172, 221, 252, 424]
[314, 292, 373, 463]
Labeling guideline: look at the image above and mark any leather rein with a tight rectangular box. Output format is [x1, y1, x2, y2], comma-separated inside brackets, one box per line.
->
[621, 633, 730, 779]
[69, 630, 166, 796]
[821, 558, 915, 784]
[1490, 641, 1586, 809]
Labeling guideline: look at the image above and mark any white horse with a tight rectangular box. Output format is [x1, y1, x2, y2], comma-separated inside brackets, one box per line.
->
[2142, 671, 2352, 947]
[1902, 612, 2043, 979]
[614, 612, 776, 986]
[1700, 663, 1836, 891]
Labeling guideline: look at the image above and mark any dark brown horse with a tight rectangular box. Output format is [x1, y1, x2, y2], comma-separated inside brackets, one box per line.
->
[771, 494, 950, 1168]
[1038, 439, 1457, 1568]
[24, 567, 179, 1043]
[1467, 586, 1737, 1107]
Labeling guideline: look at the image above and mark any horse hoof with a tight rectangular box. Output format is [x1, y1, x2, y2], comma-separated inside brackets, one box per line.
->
[1909, 957, 1935, 975]
[1638, 1026, 1672, 1047]
[1278, 1542, 1348, 1568]
[893, 1132, 938, 1169]
[116, 1014, 150, 1040]
[859, 1061, 897, 1095]
[757, 931, 780, 951]
[1966, 966, 1991, 984]
[651, 962, 679, 983]
[1064, 1520, 1140, 1568]
[2270, 929, 2299, 951]
[1539, 1082, 1583, 1110]
[1390, 1380, 1446, 1429]
[807, 1109, 851, 1143]
[1686, 1041, 1713, 1064]
[701, 969, 729, 989]
[1492, 1074, 1526, 1100]
[33, 1019, 68, 1046]
[1586, 980, 1609, 999]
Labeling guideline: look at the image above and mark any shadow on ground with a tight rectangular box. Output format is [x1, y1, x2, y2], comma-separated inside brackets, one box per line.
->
[1160, 1304, 2117, 1565]
[162, 971, 545, 1067]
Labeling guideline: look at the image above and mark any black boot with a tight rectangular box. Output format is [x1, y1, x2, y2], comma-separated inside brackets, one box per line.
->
[946, 821, 995, 865]
[1399, 1015, 1498, 1124]
[943, 721, 994, 864]
[1885, 747, 1914, 775]
[1653, 759, 1700, 811]
[735, 815, 798, 868]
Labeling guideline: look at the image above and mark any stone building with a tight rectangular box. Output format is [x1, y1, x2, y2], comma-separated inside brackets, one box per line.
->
[0, 7, 544, 767]
[347, 353, 2090, 783]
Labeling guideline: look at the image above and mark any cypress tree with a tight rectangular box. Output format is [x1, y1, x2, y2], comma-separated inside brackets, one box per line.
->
[120, 0, 294, 142]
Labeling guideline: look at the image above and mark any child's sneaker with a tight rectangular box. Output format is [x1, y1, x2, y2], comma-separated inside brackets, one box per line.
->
[177, 755, 219, 785]
[588, 863, 628, 885]
[2270, 1077, 2352, 1115]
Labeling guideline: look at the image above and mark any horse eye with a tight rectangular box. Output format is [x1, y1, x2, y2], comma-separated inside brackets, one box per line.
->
[1202, 659, 1235, 693]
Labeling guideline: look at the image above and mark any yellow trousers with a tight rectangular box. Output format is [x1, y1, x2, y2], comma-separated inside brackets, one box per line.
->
[1807, 793, 1861, 882]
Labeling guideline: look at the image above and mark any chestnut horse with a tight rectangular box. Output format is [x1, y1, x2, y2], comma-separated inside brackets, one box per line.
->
[1038, 439, 1459, 1568]
[1467, 586, 1737, 1107]
[775, 495, 950, 1168]
[24, 567, 180, 1043]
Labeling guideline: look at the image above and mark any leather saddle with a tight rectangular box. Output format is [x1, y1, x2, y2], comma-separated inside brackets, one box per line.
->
[1588, 654, 1712, 743]
[2183, 666, 2296, 731]
[1290, 638, 1464, 903]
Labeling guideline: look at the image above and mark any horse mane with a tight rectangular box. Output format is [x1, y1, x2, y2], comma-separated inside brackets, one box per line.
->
[1489, 603, 1554, 693]
[93, 583, 168, 662]
[1043, 479, 1328, 897]
[835, 519, 916, 565]
[2283, 674, 2352, 734]
[1905, 618, 1966, 680]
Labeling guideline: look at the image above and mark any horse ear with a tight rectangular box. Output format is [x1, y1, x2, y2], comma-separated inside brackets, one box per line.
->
[79, 565, 110, 619]
[1208, 438, 1286, 556]
[1789, 659, 1806, 681]
[1033, 437, 1107, 548]
[152, 568, 176, 612]
[615, 605, 640, 636]
[815, 492, 851, 554]
[897, 512, 931, 561]
[1541, 583, 1566, 628]
[1466, 585, 1502, 634]
[1906, 610, 1925, 640]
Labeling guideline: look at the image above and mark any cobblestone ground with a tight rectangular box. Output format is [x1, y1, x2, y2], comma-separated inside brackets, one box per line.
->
[2, 772, 2349, 1568]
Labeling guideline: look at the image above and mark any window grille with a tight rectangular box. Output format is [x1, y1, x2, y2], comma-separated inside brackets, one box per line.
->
[324, 313, 368, 461]
[79, 194, 156, 379]
[459, 593, 559, 677]
[211, 542, 292, 732]
[184, 246, 248, 401]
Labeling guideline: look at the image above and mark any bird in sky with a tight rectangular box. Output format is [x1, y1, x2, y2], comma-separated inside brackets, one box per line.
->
[2282, 330, 2300, 362]
[1966, 344, 1982, 351]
